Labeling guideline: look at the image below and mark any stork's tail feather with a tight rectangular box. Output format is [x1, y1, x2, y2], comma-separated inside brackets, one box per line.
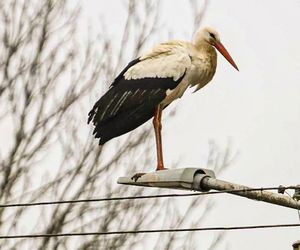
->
[87, 100, 100, 125]
[90, 102, 156, 145]
[87, 109, 95, 124]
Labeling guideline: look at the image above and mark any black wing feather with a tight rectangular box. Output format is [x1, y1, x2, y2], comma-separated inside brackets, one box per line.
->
[88, 58, 186, 145]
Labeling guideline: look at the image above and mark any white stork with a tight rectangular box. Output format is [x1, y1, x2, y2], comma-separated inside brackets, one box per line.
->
[88, 27, 238, 180]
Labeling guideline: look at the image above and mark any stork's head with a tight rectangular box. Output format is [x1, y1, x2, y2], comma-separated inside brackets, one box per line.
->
[195, 27, 239, 71]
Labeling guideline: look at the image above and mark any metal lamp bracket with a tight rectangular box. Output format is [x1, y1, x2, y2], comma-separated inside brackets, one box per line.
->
[117, 168, 216, 191]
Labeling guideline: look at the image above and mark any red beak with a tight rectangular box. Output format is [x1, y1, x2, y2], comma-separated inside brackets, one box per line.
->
[214, 42, 239, 71]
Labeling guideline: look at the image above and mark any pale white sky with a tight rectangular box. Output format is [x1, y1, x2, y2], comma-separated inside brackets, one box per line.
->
[83, 0, 300, 249]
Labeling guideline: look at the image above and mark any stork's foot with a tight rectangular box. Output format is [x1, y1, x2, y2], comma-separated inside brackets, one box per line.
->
[156, 163, 167, 171]
[131, 173, 146, 182]
[155, 167, 168, 171]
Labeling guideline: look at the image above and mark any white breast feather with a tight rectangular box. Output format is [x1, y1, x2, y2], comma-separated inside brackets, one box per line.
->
[124, 43, 191, 82]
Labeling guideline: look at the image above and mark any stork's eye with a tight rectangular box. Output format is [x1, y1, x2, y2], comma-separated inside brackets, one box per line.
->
[209, 33, 216, 39]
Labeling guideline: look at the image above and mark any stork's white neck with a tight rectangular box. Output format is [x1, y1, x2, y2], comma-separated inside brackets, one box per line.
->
[194, 41, 216, 58]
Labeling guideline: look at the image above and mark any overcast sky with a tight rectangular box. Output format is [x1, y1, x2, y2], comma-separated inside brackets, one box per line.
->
[83, 1, 300, 249]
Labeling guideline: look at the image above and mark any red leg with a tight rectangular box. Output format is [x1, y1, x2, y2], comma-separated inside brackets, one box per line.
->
[131, 105, 164, 181]
[153, 105, 165, 171]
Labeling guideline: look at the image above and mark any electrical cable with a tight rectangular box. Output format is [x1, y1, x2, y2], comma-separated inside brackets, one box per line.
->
[0, 223, 299, 239]
[1, 186, 299, 208]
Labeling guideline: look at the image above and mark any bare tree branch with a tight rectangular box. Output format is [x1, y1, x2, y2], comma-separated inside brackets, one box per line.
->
[0, 1, 232, 249]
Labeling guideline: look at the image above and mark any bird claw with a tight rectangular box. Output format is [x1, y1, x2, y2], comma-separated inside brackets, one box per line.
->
[131, 173, 146, 182]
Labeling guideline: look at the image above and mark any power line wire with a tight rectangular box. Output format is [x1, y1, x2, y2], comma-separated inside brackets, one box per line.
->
[1, 186, 299, 209]
[1, 223, 300, 239]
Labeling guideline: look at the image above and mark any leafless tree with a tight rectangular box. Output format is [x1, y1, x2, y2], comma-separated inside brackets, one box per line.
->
[0, 0, 235, 249]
